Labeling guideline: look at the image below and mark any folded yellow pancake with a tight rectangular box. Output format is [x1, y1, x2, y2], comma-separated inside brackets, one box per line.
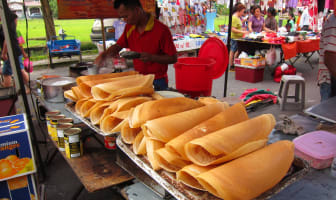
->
[89, 102, 113, 125]
[121, 121, 141, 144]
[133, 131, 147, 155]
[154, 147, 191, 172]
[64, 90, 77, 102]
[146, 138, 165, 171]
[75, 97, 91, 114]
[79, 74, 142, 98]
[151, 92, 164, 100]
[166, 103, 248, 160]
[143, 102, 228, 142]
[185, 114, 275, 166]
[100, 114, 124, 134]
[176, 164, 215, 190]
[111, 110, 131, 119]
[130, 97, 204, 128]
[76, 70, 138, 85]
[72, 86, 86, 100]
[80, 99, 99, 118]
[91, 74, 154, 101]
[198, 97, 221, 105]
[196, 140, 294, 200]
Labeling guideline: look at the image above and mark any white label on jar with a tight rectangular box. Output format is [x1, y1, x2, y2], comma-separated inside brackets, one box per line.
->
[68, 135, 79, 143]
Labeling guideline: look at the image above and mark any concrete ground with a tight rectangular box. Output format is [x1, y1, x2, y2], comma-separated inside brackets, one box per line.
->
[27, 50, 321, 200]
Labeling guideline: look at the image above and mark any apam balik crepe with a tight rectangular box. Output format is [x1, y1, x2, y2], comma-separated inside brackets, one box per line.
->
[197, 97, 222, 105]
[176, 164, 215, 191]
[76, 70, 138, 85]
[75, 97, 91, 114]
[91, 74, 154, 101]
[185, 114, 275, 166]
[196, 140, 294, 200]
[143, 102, 228, 143]
[79, 74, 142, 97]
[154, 147, 191, 172]
[146, 138, 165, 170]
[121, 121, 141, 144]
[89, 102, 113, 125]
[72, 86, 86, 100]
[129, 97, 204, 128]
[133, 131, 147, 155]
[80, 99, 106, 118]
[166, 103, 248, 160]
[64, 90, 77, 102]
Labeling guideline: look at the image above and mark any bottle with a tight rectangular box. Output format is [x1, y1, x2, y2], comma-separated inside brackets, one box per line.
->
[331, 157, 336, 178]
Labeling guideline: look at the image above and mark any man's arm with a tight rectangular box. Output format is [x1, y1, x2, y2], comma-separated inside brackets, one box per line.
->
[139, 52, 177, 64]
[324, 51, 336, 78]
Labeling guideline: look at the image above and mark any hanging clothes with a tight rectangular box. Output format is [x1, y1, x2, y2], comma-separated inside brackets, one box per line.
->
[287, 0, 298, 8]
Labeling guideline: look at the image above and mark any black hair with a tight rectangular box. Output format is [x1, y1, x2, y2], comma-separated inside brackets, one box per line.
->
[232, 2, 242, 13]
[114, 0, 142, 9]
[298, 10, 303, 15]
[267, 7, 276, 17]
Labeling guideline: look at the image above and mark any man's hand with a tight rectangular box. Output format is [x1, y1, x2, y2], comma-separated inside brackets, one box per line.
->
[1, 53, 8, 61]
[325, 51, 336, 78]
[94, 44, 122, 67]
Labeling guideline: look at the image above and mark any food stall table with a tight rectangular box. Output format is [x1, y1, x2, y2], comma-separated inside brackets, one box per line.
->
[34, 93, 133, 196]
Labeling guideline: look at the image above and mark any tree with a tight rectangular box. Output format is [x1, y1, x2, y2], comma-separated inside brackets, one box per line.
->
[40, 0, 56, 41]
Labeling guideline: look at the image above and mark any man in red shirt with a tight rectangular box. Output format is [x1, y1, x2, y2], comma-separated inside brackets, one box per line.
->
[95, 0, 177, 90]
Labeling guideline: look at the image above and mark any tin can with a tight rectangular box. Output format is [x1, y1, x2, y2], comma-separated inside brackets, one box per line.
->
[49, 114, 65, 143]
[58, 118, 73, 124]
[64, 128, 83, 158]
[56, 123, 73, 151]
[104, 135, 116, 150]
[45, 110, 60, 135]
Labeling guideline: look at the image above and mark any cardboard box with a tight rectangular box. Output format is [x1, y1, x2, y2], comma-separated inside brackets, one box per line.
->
[0, 114, 36, 181]
[235, 64, 265, 83]
[0, 174, 37, 200]
[240, 57, 266, 67]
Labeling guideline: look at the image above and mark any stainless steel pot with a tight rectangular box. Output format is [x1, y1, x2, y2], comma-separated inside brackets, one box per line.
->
[42, 77, 76, 103]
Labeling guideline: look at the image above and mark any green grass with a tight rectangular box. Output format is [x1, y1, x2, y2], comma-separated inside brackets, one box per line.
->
[17, 19, 95, 47]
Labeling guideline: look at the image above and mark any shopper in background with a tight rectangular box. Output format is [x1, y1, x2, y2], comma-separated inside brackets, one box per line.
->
[299, 6, 310, 31]
[229, 4, 248, 71]
[286, 13, 296, 32]
[318, 7, 336, 101]
[0, 12, 29, 92]
[95, 0, 177, 90]
[265, 7, 278, 32]
[248, 5, 275, 33]
[296, 10, 302, 31]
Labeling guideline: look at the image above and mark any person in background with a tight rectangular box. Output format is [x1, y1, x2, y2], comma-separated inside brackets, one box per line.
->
[229, 4, 248, 71]
[318, 7, 336, 101]
[0, 12, 29, 92]
[296, 10, 302, 31]
[299, 6, 310, 31]
[265, 7, 278, 32]
[286, 13, 296, 32]
[95, 0, 177, 91]
[248, 5, 275, 33]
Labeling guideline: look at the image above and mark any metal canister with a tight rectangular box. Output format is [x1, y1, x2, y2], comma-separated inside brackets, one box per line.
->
[45, 110, 60, 135]
[58, 118, 73, 124]
[104, 135, 116, 150]
[56, 123, 73, 151]
[49, 114, 65, 143]
[64, 128, 83, 158]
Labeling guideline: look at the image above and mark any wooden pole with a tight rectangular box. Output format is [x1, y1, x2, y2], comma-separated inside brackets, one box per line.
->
[101, 18, 107, 51]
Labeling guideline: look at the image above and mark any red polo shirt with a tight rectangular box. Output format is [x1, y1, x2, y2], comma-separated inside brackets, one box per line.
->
[117, 15, 177, 80]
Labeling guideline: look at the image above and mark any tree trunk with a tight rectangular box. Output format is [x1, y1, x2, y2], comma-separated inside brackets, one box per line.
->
[40, 0, 56, 41]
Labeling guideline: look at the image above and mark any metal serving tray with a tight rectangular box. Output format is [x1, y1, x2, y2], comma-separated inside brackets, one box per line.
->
[116, 136, 309, 200]
[64, 102, 119, 136]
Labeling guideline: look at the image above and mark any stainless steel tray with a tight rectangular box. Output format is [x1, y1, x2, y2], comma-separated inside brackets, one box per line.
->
[116, 136, 309, 200]
[65, 102, 119, 136]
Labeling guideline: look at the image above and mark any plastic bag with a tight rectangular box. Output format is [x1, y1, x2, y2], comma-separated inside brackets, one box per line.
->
[266, 47, 276, 66]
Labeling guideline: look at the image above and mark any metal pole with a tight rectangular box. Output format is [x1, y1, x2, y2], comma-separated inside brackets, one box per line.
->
[0, 0, 46, 181]
[223, 0, 234, 97]
[101, 18, 106, 51]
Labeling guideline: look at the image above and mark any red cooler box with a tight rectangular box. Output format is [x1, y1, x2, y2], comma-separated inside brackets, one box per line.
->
[235, 64, 265, 83]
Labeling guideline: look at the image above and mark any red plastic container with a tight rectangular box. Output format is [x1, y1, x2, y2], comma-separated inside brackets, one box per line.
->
[293, 131, 336, 169]
[174, 57, 215, 98]
[235, 65, 264, 83]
